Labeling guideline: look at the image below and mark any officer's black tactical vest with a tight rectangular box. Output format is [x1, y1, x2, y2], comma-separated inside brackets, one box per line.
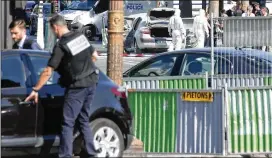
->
[57, 31, 98, 88]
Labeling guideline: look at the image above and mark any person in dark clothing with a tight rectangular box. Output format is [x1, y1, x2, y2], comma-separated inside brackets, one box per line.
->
[254, 3, 262, 16]
[25, 14, 99, 158]
[226, 9, 233, 17]
[12, 8, 28, 22]
[9, 19, 42, 50]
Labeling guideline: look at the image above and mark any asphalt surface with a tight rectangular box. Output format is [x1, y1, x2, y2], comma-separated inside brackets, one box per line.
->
[85, 41, 150, 73]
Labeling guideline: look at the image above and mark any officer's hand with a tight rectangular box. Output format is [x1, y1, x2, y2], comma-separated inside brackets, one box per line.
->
[25, 91, 39, 104]
[92, 50, 99, 62]
[169, 32, 172, 36]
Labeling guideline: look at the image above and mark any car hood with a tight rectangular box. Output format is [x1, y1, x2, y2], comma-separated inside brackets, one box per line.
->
[58, 10, 88, 21]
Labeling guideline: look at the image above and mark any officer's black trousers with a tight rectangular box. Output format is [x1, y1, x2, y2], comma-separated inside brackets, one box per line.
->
[59, 85, 97, 158]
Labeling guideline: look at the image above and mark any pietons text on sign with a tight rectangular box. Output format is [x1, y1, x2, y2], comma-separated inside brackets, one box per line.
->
[181, 92, 213, 102]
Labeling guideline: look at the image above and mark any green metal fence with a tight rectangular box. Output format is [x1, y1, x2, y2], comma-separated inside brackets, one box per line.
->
[159, 77, 207, 89]
[128, 91, 178, 152]
[128, 86, 272, 154]
[227, 87, 272, 154]
[123, 75, 208, 89]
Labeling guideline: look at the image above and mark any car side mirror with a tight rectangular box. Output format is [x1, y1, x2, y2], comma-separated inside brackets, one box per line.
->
[123, 73, 128, 77]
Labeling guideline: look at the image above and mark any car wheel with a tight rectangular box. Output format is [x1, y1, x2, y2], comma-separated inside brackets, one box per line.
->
[84, 25, 96, 41]
[134, 40, 142, 54]
[92, 118, 124, 157]
[75, 118, 124, 157]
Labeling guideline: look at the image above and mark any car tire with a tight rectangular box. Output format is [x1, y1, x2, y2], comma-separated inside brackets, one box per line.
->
[134, 40, 142, 54]
[75, 118, 125, 157]
[84, 25, 96, 41]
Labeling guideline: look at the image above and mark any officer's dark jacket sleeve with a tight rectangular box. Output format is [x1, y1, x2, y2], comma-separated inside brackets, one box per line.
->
[47, 44, 64, 69]
[89, 42, 95, 55]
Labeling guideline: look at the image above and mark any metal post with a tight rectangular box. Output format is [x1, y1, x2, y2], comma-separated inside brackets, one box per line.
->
[211, 13, 214, 89]
[107, 0, 124, 86]
[37, 0, 44, 49]
[102, 16, 108, 48]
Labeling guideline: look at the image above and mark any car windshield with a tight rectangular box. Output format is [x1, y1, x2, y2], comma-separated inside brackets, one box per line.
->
[66, 0, 95, 10]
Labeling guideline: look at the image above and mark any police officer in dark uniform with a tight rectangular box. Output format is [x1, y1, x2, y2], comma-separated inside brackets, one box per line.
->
[25, 14, 99, 158]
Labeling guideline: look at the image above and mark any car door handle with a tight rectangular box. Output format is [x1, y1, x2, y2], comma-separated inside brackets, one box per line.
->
[19, 101, 34, 107]
[46, 93, 55, 99]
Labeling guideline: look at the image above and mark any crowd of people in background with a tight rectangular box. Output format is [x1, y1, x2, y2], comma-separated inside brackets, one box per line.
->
[221, 1, 269, 17]
[200, 1, 271, 52]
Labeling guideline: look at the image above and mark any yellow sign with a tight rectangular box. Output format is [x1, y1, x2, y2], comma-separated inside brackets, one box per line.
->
[181, 92, 213, 102]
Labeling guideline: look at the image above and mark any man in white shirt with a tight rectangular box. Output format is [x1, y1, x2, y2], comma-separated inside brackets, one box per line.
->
[9, 19, 42, 50]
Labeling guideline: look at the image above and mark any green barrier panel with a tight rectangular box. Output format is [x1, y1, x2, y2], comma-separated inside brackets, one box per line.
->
[227, 88, 272, 154]
[159, 78, 206, 89]
[264, 76, 272, 86]
[123, 75, 208, 89]
[128, 91, 177, 152]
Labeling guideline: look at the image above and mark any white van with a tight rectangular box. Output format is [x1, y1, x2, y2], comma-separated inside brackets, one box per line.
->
[70, 0, 170, 40]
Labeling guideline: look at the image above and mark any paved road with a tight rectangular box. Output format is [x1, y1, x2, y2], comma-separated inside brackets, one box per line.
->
[96, 56, 149, 74]
[92, 41, 149, 73]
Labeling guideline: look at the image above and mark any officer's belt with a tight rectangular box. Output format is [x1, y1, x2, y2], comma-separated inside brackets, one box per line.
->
[72, 69, 99, 81]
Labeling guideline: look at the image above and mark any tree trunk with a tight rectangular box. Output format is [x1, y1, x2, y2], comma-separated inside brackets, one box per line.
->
[209, 0, 219, 17]
[107, 0, 124, 86]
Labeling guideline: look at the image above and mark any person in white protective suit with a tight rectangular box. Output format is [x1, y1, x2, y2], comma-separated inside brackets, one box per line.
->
[193, 9, 209, 48]
[168, 9, 186, 51]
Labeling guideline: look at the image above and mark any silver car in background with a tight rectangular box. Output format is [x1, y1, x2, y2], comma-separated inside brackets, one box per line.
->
[124, 8, 177, 54]
[124, 13, 147, 38]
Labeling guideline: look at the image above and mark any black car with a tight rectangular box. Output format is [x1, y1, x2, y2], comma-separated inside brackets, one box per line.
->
[1, 49, 133, 157]
[123, 47, 272, 78]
